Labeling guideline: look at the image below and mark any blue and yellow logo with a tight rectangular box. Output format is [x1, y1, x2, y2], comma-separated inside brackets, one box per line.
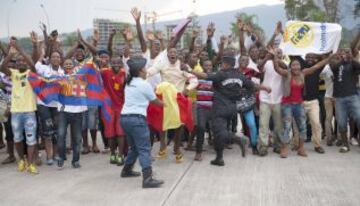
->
[284, 22, 314, 48]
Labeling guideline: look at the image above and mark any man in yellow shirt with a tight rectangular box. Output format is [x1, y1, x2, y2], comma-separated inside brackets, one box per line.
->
[0, 38, 38, 174]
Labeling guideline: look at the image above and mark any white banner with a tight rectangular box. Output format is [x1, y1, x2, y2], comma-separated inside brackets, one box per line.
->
[280, 21, 342, 55]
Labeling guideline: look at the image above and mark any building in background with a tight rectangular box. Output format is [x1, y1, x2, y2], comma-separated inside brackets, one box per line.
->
[93, 18, 135, 53]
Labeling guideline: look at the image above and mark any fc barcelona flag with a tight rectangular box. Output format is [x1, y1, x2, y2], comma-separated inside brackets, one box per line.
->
[147, 82, 194, 133]
[28, 59, 113, 122]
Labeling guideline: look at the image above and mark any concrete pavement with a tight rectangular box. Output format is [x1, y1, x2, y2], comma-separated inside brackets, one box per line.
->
[1, 141, 360, 206]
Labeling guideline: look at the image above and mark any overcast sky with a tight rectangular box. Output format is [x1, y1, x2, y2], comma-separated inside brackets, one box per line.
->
[0, 0, 282, 38]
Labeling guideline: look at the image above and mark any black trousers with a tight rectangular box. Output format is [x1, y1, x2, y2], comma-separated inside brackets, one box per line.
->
[211, 104, 237, 153]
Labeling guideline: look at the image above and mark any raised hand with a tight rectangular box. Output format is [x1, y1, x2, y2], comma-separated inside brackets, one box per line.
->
[228, 34, 233, 44]
[146, 30, 155, 41]
[93, 29, 100, 42]
[237, 18, 244, 31]
[275, 21, 283, 35]
[220, 35, 227, 45]
[243, 23, 253, 33]
[266, 45, 276, 57]
[131, 7, 141, 22]
[122, 26, 134, 42]
[39, 22, 47, 32]
[30, 31, 38, 44]
[109, 28, 116, 37]
[192, 29, 199, 39]
[207, 22, 215, 37]
[155, 31, 163, 40]
[77, 29, 84, 42]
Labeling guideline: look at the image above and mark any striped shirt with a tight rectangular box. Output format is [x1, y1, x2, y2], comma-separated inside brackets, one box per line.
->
[0, 72, 12, 95]
[196, 79, 213, 109]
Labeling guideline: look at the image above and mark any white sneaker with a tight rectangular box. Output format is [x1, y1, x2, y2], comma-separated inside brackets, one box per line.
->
[350, 138, 359, 146]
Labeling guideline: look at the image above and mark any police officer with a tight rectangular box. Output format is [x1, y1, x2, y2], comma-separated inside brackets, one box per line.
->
[192, 56, 270, 166]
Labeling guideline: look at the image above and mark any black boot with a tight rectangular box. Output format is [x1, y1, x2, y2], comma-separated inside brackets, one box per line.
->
[142, 167, 164, 188]
[252, 145, 259, 155]
[232, 134, 247, 157]
[210, 150, 225, 166]
[121, 164, 141, 178]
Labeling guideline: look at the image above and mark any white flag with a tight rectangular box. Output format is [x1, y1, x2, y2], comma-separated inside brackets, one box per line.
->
[280, 21, 342, 55]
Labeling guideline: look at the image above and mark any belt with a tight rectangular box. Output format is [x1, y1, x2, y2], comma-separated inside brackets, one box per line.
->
[121, 114, 145, 118]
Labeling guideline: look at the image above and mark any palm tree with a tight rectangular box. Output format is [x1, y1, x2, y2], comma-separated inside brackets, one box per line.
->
[230, 12, 265, 41]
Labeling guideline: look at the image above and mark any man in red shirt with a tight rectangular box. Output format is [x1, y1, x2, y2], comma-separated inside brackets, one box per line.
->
[100, 52, 127, 166]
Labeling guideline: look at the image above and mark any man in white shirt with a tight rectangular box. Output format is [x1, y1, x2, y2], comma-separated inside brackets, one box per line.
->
[257, 48, 284, 156]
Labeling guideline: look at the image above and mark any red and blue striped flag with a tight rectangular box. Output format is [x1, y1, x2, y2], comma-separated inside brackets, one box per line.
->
[28, 60, 113, 122]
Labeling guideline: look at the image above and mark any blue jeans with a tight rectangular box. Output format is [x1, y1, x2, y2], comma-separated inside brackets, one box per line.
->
[281, 104, 307, 144]
[11, 112, 37, 145]
[242, 110, 258, 147]
[120, 114, 152, 171]
[82, 106, 98, 130]
[57, 112, 83, 163]
[335, 95, 360, 133]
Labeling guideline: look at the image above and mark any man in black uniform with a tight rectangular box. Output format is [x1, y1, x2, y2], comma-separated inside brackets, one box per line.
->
[193, 56, 270, 166]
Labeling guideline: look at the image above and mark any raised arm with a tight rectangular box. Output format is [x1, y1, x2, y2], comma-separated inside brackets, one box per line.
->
[92, 29, 100, 48]
[64, 40, 80, 60]
[270, 49, 288, 77]
[267, 21, 282, 48]
[121, 26, 134, 49]
[12, 38, 35, 71]
[238, 19, 246, 56]
[107, 29, 116, 58]
[0, 51, 14, 76]
[155, 31, 165, 51]
[303, 54, 332, 76]
[167, 18, 191, 49]
[189, 29, 198, 53]
[131, 7, 147, 53]
[39, 23, 49, 57]
[30, 31, 40, 63]
[77, 29, 97, 55]
[0, 41, 8, 57]
[212, 35, 226, 66]
[351, 29, 360, 57]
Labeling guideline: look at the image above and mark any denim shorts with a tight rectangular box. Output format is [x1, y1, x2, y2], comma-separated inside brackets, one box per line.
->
[11, 112, 37, 146]
[82, 106, 99, 130]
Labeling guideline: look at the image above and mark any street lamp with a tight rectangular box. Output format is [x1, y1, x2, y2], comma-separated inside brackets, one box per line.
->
[40, 3, 50, 32]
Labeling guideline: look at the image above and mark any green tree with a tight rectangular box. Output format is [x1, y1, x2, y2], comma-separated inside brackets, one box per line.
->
[230, 12, 265, 40]
[282, 0, 360, 22]
[355, 0, 360, 17]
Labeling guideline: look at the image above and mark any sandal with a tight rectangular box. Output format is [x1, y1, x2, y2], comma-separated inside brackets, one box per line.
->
[92, 145, 100, 153]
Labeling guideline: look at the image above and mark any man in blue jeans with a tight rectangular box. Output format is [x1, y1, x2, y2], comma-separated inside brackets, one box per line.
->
[330, 49, 360, 153]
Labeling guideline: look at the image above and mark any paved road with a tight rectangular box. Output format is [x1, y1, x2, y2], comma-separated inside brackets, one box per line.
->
[1, 140, 360, 206]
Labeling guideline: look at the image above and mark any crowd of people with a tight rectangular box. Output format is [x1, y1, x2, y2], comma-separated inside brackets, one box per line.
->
[0, 8, 360, 188]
